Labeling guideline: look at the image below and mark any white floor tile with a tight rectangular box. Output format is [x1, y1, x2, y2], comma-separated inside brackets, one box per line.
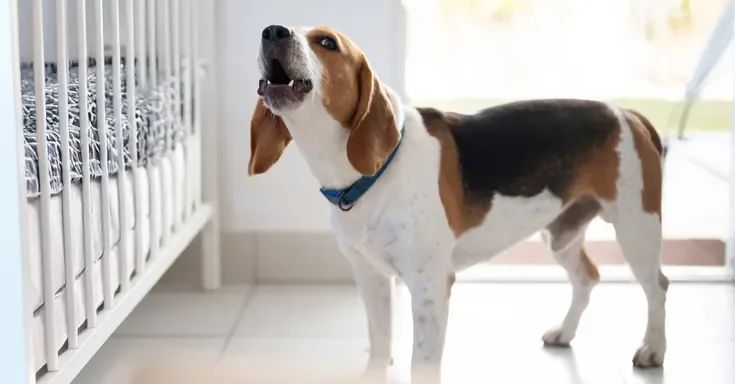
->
[224, 337, 371, 375]
[437, 342, 623, 384]
[235, 285, 368, 337]
[71, 337, 226, 384]
[116, 287, 251, 336]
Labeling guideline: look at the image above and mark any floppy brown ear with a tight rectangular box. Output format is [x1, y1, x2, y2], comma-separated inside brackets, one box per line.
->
[248, 99, 292, 176]
[345, 58, 400, 176]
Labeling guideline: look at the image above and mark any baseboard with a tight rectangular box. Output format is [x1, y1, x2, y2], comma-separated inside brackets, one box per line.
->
[250, 232, 354, 283]
[161, 231, 259, 286]
[162, 231, 353, 285]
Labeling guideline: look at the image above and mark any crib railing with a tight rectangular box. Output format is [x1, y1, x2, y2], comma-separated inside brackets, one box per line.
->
[0, 0, 35, 382]
[7, 1, 217, 383]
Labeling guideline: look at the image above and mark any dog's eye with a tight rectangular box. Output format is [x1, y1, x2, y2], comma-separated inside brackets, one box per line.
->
[319, 37, 338, 51]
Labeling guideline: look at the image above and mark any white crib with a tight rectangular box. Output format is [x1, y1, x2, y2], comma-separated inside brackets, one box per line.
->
[0, 1, 221, 383]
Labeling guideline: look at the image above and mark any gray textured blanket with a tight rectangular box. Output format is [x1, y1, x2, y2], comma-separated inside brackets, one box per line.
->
[21, 58, 190, 197]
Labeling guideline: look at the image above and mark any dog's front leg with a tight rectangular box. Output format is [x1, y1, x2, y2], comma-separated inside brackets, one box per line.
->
[340, 243, 394, 382]
[404, 265, 452, 383]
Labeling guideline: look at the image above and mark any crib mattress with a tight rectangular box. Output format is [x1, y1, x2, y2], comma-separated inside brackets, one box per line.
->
[29, 146, 187, 372]
[26, 164, 147, 313]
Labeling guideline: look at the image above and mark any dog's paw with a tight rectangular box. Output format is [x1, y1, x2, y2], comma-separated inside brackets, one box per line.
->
[633, 342, 665, 368]
[541, 327, 575, 347]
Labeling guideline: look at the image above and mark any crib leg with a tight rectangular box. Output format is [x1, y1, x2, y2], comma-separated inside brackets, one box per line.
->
[201, 214, 221, 290]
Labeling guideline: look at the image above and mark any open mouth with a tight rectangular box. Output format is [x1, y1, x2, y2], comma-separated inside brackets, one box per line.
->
[258, 59, 313, 96]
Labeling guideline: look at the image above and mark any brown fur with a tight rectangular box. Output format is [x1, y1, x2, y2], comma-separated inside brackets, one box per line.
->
[628, 109, 664, 154]
[306, 27, 400, 176]
[561, 108, 662, 218]
[626, 110, 664, 218]
[579, 248, 601, 282]
[422, 113, 491, 237]
[564, 125, 621, 204]
[545, 196, 600, 250]
[248, 99, 292, 176]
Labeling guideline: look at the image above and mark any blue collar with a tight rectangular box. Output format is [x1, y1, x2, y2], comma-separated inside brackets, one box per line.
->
[320, 124, 406, 211]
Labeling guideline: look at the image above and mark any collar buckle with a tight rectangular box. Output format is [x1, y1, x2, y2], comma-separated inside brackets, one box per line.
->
[337, 193, 355, 212]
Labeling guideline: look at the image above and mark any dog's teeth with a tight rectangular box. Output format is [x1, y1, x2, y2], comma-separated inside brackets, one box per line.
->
[288, 80, 295, 87]
[267, 80, 272, 85]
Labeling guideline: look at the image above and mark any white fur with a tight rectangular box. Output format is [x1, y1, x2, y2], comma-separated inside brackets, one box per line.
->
[257, 27, 667, 381]
[453, 189, 565, 270]
[607, 105, 667, 367]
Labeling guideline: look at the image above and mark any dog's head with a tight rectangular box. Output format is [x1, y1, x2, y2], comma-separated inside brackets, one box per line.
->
[248, 25, 400, 178]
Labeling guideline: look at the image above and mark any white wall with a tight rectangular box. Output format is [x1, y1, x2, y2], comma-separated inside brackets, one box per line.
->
[218, 0, 407, 232]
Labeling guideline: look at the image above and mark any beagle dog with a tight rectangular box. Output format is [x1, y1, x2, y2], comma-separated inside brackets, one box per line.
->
[249, 25, 668, 381]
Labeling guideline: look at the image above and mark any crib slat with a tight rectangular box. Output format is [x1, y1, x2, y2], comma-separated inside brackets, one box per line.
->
[94, 0, 115, 310]
[32, 0, 59, 371]
[192, 0, 199, 139]
[161, 0, 172, 85]
[172, 0, 184, 229]
[147, 0, 157, 87]
[130, 0, 145, 277]
[136, 0, 147, 87]
[77, 0, 98, 328]
[147, 0, 160, 263]
[160, 0, 173, 246]
[182, 0, 193, 220]
[110, 0, 129, 293]
[54, 0, 79, 350]
[192, 0, 202, 209]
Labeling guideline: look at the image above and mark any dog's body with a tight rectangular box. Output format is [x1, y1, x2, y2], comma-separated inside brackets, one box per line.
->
[250, 25, 668, 381]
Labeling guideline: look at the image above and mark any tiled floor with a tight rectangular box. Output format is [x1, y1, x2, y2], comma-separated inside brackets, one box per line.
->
[73, 283, 735, 384]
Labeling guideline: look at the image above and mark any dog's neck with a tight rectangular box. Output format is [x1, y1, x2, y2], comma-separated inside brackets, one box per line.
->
[280, 85, 405, 190]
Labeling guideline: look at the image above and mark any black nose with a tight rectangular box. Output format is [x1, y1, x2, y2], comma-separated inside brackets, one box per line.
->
[262, 25, 292, 43]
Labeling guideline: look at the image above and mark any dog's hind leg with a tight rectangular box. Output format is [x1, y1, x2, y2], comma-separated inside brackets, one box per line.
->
[541, 196, 601, 347]
[607, 105, 668, 368]
[612, 204, 668, 368]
